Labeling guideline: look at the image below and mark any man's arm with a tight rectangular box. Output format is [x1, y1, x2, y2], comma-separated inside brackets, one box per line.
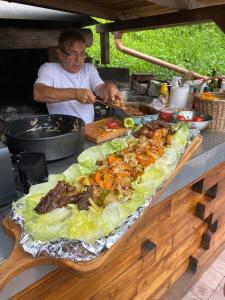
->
[33, 83, 96, 104]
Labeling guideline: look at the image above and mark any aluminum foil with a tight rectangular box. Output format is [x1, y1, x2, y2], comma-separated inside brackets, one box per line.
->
[11, 130, 198, 263]
[11, 197, 150, 262]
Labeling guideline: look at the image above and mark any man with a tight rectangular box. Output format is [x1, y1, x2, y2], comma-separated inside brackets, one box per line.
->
[33, 29, 123, 123]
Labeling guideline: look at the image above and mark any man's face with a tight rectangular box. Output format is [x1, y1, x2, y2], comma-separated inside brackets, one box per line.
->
[58, 40, 86, 73]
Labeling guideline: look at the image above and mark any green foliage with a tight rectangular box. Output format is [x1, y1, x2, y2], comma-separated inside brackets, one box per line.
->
[86, 22, 225, 79]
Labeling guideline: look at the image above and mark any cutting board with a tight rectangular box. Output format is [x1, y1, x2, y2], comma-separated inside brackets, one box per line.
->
[85, 117, 129, 143]
[0, 135, 202, 291]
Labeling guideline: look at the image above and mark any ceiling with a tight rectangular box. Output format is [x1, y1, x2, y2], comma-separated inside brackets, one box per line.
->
[0, 0, 225, 32]
[0, 1, 98, 28]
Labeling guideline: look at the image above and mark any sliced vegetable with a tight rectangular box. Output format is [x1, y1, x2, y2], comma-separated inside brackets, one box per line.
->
[193, 116, 204, 122]
[123, 117, 135, 128]
[106, 119, 121, 129]
[176, 115, 186, 121]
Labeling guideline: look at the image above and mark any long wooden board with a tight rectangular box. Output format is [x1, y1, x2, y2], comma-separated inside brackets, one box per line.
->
[84, 117, 128, 143]
[0, 135, 202, 291]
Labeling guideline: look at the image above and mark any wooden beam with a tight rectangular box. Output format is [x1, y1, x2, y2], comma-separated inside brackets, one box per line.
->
[0, 27, 93, 49]
[215, 17, 225, 33]
[96, 4, 225, 33]
[146, 0, 225, 9]
[3, 0, 124, 21]
[100, 32, 110, 65]
[0, 27, 59, 49]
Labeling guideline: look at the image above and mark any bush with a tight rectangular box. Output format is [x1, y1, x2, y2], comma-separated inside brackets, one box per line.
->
[86, 22, 225, 79]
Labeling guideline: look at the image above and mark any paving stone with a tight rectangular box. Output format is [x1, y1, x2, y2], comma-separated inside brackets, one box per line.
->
[217, 249, 225, 262]
[211, 258, 225, 276]
[181, 291, 202, 300]
[218, 276, 225, 287]
[199, 267, 224, 290]
[209, 285, 224, 300]
[191, 280, 214, 300]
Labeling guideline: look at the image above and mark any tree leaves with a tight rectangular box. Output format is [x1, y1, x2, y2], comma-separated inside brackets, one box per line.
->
[87, 22, 225, 79]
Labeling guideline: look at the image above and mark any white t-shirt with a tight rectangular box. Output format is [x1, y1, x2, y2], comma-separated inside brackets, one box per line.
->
[35, 62, 104, 123]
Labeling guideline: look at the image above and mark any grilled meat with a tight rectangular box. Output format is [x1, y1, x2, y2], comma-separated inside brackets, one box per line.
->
[34, 182, 93, 214]
[134, 120, 174, 145]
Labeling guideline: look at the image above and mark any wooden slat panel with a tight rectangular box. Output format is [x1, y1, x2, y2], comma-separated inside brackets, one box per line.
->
[202, 216, 225, 249]
[173, 216, 206, 249]
[145, 261, 189, 300]
[92, 246, 157, 300]
[162, 245, 225, 300]
[130, 233, 203, 299]
[12, 240, 144, 300]
[192, 174, 219, 194]
[171, 189, 203, 217]
[156, 238, 173, 262]
[189, 228, 225, 272]
[134, 196, 172, 233]
[210, 212, 225, 232]
[195, 181, 225, 220]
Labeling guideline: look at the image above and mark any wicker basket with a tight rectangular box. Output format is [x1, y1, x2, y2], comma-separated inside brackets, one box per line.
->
[194, 76, 225, 132]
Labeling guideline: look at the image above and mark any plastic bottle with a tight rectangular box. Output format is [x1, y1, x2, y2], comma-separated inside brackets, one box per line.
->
[159, 83, 169, 105]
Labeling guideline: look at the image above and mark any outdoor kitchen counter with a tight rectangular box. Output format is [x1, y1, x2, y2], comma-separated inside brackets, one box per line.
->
[1, 131, 225, 299]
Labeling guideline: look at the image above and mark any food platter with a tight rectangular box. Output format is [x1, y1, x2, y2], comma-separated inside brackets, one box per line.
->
[0, 128, 202, 291]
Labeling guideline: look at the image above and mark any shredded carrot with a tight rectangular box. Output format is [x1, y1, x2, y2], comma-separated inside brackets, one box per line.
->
[94, 172, 101, 183]
[145, 148, 157, 161]
[136, 155, 153, 167]
[116, 172, 130, 177]
[103, 173, 113, 190]
[108, 155, 117, 165]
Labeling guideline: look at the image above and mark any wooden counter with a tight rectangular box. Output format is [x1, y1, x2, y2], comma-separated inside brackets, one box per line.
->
[9, 160, 225, 300]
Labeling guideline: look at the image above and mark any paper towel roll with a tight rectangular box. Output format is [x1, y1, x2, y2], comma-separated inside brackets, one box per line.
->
[169, 86, 190, 109]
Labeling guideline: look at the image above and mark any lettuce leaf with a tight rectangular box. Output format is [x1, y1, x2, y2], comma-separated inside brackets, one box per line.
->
[14, 124, 189, 244]
[77, 137, 129, 169]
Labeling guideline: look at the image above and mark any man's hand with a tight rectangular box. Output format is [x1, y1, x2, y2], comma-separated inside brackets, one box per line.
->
[73, 88, 96, 104]
[103, 83, 122, 103]
[104, 83, 126, 109]
[95, 82, 125, 109]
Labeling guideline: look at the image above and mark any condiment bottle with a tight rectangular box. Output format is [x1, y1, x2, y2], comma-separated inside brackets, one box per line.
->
[217, 78, 223, 91]
[208, 70, 217, 92]
[159, 83, 169, 105]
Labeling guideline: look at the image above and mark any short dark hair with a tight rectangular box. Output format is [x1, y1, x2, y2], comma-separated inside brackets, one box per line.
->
[58, 29, 86, 49]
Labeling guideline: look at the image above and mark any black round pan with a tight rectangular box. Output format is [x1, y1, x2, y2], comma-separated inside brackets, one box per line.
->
[3, 114, 85, 161]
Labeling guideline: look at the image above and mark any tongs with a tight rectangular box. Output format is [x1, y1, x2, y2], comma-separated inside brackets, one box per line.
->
[96, 98, 126, 112]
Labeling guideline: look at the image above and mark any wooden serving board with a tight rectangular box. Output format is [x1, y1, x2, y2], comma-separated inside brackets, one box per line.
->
[0, 135, 202, 291]
[84, 117, 128, 143]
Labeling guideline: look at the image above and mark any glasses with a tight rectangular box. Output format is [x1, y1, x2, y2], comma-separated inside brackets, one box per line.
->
[59, 48, 86, 59]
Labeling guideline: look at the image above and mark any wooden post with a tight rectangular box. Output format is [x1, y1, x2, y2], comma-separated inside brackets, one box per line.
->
[100, 32, 110, 65]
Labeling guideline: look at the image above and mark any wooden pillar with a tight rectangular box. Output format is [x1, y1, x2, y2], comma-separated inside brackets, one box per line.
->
[100, 32, 110, 65]
[214, 18, 225, 34]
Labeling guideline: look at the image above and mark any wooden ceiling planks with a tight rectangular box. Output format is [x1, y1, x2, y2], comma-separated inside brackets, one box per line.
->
[86, 1, 176, 18]
[122, 4, 176, 18]
[3, 0, 124, 21]
[146, 0, 225, 9]
[197, 0, 225, 6]
[2, 0, 225, 30]
[96, 4, 225, 32]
